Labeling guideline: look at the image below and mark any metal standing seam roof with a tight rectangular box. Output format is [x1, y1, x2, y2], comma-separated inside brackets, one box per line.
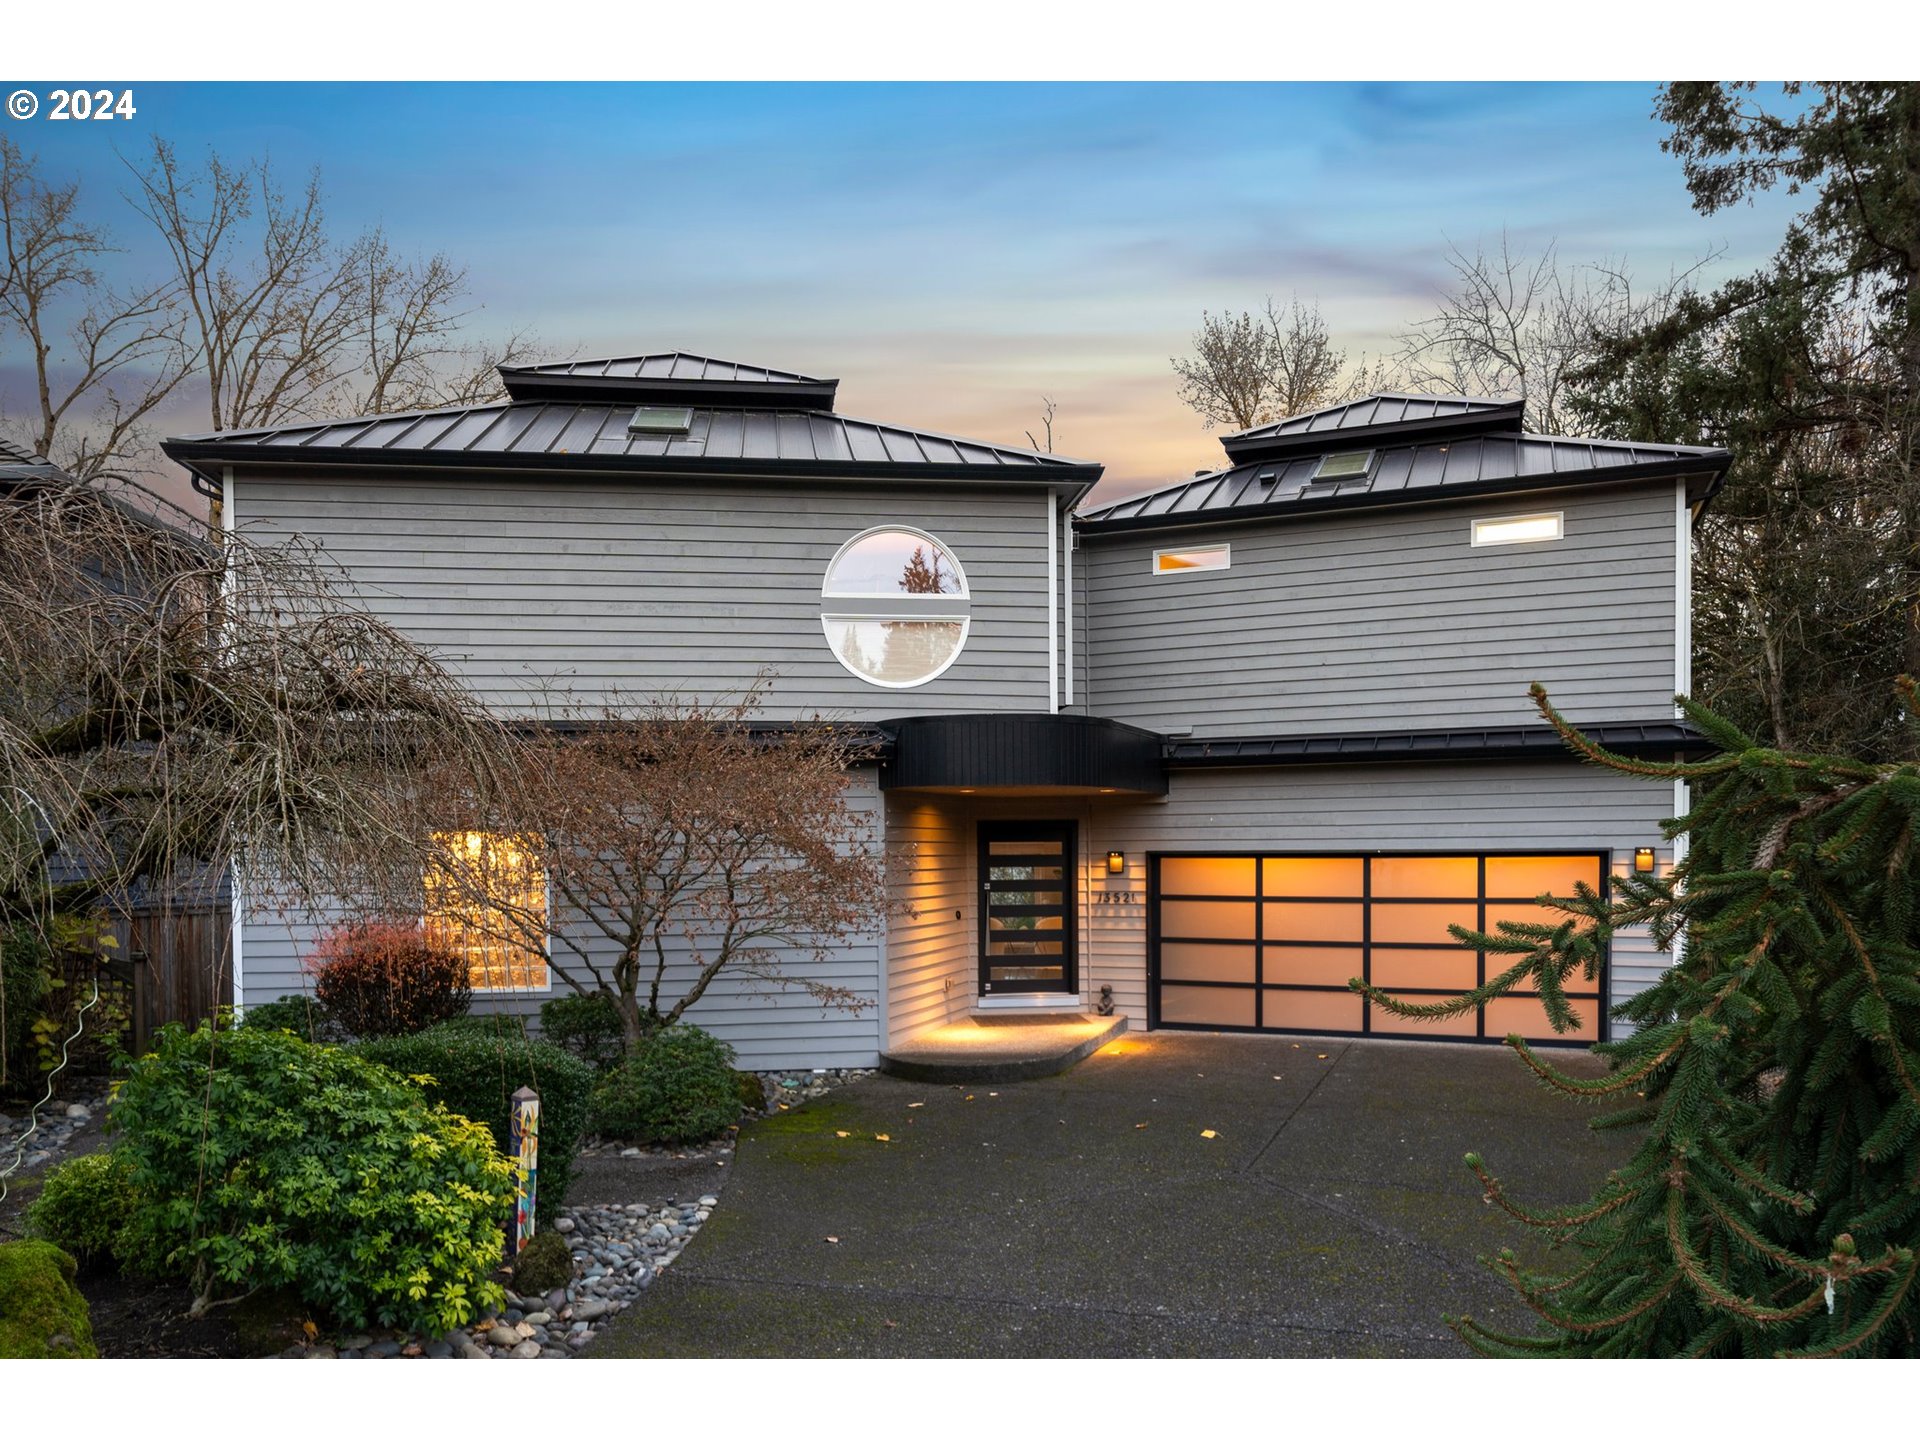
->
[1224, 393, 1520, 449]
[0, 435, 68, 484]
[162, 400, 1099, 477]
[501, 352, 831, 385]
[1078, 429, 1732, 531]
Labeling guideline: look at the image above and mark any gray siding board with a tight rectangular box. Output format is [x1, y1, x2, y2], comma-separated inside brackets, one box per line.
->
[235, 474, 1057, 721]
[238, 771, 888, 1070]
[1083, 482, 1678, 736]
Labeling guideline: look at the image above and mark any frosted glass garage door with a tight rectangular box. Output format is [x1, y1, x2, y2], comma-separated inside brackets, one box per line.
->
[1150, 853, 1607, 1044]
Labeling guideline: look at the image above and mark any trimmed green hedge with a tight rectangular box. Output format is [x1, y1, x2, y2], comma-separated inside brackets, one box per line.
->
[590, 1024, 742, 1145]
[24, 1150, 143, 1272]
[355, 1020, 594, 1223]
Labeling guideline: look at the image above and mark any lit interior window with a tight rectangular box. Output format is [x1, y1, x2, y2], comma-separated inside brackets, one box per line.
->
[1471, 512, 1565, 547]
[1312, 451, 1373, 481]
[1153, 544, 1230, 574]
[821, 527, 970, 687]
[424, 831, 549, 991]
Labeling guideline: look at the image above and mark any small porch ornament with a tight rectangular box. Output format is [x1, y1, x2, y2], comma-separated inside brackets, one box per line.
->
[510, 1085, 540, 1254]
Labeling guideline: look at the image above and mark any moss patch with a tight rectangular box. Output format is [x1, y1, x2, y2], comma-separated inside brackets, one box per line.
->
[746, 1100, 872, 1167]
[0, 1240, 98, 1358]
[513, 1229, 574, 1295]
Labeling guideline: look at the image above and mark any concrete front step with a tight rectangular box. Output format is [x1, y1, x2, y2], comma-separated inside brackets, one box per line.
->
[879, 1013, 1129, 1083]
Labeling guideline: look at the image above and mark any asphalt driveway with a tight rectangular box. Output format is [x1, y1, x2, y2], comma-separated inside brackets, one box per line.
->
[589, 1031, 1630, 1358]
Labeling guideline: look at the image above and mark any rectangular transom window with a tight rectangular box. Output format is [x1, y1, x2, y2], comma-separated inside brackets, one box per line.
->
[423, 831, 550, 991]
[1312, 451, 1373, 480]
[1153, 544, 1230, 574]
[1471, 511, 1564, 547]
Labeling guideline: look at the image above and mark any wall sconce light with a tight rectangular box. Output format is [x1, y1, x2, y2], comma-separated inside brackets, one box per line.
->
[1106, 850, 1126, 875]
[1634, 846, 1656, 874]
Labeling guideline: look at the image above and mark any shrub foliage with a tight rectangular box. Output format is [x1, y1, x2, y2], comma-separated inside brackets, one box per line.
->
[590, 1024, 742, 1145]
[306, 919, 471, 1038]
[1357, 683, 1920, 1357]
[540, 992, 626, 1070]
[354, 1020, 593, 1223]
[111, 1022, 515, 1334]
[24, 1150, 143, 1271]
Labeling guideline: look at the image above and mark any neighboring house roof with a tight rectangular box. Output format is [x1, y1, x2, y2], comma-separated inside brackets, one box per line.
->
[1077, 391, 1732, 535]
[0, 435, 69, 486]
[162, 350, 1102, 490]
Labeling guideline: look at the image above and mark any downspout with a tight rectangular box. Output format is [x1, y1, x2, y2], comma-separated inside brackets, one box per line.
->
[222, 465, 245, 1011]
[1046, 491, 1059, 714]
[1063, 497, 1074, 709]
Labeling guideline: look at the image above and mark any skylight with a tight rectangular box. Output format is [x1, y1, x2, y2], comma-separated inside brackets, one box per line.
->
[628, 405, 694, 435]
[1312, 450, 1373, 481]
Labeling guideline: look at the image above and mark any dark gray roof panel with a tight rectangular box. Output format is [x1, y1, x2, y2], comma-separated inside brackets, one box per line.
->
[163, 400, 1100, 483]
[1166, 719, 1713, 767]
[496, 350, 842, 409]
[511, 352, 830, 385]
[1078, 430, 1731, 532]
[1221, 393, 1527, 460]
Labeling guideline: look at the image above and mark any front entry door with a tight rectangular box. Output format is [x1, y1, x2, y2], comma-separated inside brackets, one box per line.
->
[978, 821, 1077, 995]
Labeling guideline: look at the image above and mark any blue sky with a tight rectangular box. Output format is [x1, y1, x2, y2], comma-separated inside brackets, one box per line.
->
[4, 82, 1799, 503]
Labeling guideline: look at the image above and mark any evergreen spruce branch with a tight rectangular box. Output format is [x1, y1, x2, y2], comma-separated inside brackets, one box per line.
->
[1465, 1152, 1642, 1229]
[1489, 1248, 1683, 1335]
[1692, 1183, 1832, 1278]
[1676, 1317, 1738, 1358]
[1529, 682, 1742, 778]
[1774, 1249, 1919, 1359]
[1823, 898, 1920, 1108]
[1505, 1026, 1688, 1097]
[1446, 1315, 1570, 1357]
[1664, 1184, 1830, 1324]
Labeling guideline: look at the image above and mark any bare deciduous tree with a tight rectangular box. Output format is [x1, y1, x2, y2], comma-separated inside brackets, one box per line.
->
[1172, 296, 1367, 429]
[424, 687, 888, 1048]
[349, 229, 543, 414]
[1395, 234, 1720, 433]
[124, 138, 368, 434]
[0, 137, 189, 480]
[1024, 395, 1058, 453]
[0, 475, 515, 935]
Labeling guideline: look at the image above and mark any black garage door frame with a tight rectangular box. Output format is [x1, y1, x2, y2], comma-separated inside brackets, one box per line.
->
[1144, 848, 1612, 1047]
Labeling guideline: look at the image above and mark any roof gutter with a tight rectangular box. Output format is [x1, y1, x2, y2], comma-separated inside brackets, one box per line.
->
[160, 443, 1105, 491]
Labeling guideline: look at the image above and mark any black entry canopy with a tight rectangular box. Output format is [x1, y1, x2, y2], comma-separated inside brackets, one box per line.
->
[880, 713, 1167, 796]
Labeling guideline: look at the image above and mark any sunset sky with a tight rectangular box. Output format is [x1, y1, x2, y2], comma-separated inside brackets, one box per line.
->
[3, 82, 1801, 510]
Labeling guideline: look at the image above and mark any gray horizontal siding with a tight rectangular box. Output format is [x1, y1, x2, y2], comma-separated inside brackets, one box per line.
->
[1082, 481, 1679, 736]
[233, 473, 1056, 721]
[237, 771, 888, 1070]
[871, 762, 1674, 1044]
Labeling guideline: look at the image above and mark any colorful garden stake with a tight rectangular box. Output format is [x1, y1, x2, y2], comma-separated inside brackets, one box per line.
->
[510, 1085, 540, 1254]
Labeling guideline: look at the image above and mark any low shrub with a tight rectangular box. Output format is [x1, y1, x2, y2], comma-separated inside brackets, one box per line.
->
[0, 922, 52, 1094]
[540, 992, 625, 1070]
[510, 1229, 573, 1296]
[0, 1240, 97, 1358]
[238, 993, 344, 1044]
[112, 1022, 516, 1335]
[590, 1024, 742, 1145]
[354, 1022, 593, 1224]
[24, 1150, 143, 1272]
[305, 919, 471, 1039]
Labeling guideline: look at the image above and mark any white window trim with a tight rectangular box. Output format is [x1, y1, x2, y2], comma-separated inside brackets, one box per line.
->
[1470, 511, 1565, 547]
[821, 524, 972, 688]
[1152, 543, 1231, 575]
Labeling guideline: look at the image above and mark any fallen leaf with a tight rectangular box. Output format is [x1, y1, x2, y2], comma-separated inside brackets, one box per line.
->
[1201, 1129, 1218, 1139]
[1134, 1122, 1149, 1129]
[989, 1091, 999, 1097]
[302, 1320, 318, 1340]
[907, 1102, 924, 1109]
[1317, 1054, 1328, 1060]
[964, 1094, 975, 1102]
[883, 1319, 898, 1329]
[874, 1133, 891, 1142]
[778, 1102, 790, 1110]
[1291, 1044, 1301, 1050]
[1272, 1075, 1283, 1080]
[835, 1130, 850, 1138]
[825, 1235, 840, 1244]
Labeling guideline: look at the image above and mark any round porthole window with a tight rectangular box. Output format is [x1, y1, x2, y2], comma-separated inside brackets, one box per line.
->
[821, 526, 970, 688]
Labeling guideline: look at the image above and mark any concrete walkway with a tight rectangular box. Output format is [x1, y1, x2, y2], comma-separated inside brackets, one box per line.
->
[589, 1031, 1631, 1358]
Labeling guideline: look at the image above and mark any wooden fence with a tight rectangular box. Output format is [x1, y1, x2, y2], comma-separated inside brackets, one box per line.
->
[75, 907, 231, 1059]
